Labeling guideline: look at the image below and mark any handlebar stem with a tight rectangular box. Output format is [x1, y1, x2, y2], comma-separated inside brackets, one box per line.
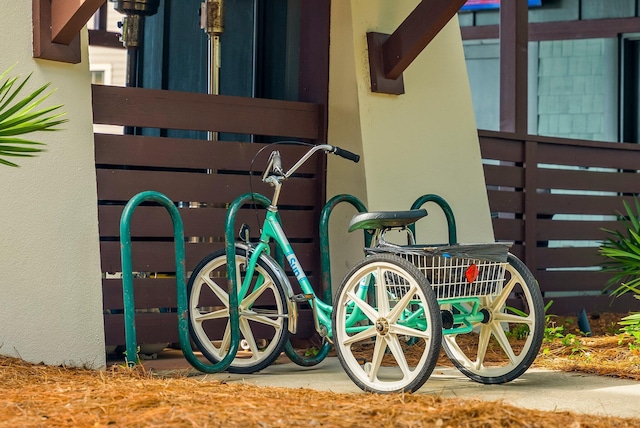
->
[284, 144, 333, 179]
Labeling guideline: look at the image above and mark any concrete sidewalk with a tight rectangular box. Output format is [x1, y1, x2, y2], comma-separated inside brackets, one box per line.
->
[139, 351, 640, 419]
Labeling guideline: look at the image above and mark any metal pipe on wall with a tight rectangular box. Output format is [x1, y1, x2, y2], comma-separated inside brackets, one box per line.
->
[201, 0, 225, 141]
[110, 0, 160, 134]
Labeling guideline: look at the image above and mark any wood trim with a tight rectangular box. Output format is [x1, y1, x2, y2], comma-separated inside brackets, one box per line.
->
[381, 0, 467, 80]
[523, 140, 537, 271]
[366, 0, 465, 94]
[367, 32, 405, 95]
[92, 85, 322, 138]
[51, 0, 106, 44]
[33, 0, 82, 63]
[462, 17, 640, 42]
[499, 0, 528, 135]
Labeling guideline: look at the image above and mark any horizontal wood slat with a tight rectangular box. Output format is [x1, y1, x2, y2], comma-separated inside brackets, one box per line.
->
[103, 278, 177, 309]
[536, 247, 602, 269]
[486, 190, 524, 213]
[492, 218, 524, 240]
[483, 164, 524, 188]
[98, 206, 316, 238]
[542, 294, 636, 316]
[100, 241, 316, 273]
[92, 85, 321, 139]
[538, 141, 640, 170]
[536, 219, 620, 241]
[538, 168, 640, 194]
[104, 313, 179, 346]
[96, 169, 317, 206]
[537, 193, 636, 216]
[535, 270, 613, 293]
[94, 134, 318, 174]
[479, 137, 524, 162]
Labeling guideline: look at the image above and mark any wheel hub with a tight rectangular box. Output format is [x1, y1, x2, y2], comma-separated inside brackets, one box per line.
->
[480, 308, 492, 323]
[375, 318, 390, 336]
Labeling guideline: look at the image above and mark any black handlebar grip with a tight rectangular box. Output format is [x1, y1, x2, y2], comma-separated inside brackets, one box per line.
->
[333, 146, 360, 163]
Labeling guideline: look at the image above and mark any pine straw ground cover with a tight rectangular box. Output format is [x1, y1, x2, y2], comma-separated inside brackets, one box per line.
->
[1, 312, 639, 428]
[0, 356, 637, 428]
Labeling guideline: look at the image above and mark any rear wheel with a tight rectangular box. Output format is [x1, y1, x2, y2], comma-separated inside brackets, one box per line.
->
[442, 253, 544, 384]
[332, 254, 442, 393]
[188, 247, 289, 374]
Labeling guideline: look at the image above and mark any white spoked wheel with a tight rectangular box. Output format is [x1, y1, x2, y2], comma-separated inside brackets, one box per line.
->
[188, 247, 289, 374]
[442, 253, 544, 384]
[332, 254, 442, 393]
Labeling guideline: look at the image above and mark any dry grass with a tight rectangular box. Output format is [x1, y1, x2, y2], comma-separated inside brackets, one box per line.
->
[533, 312, 640, 381]
[0, 355, 638, 428]
[1, 312, 639, 427]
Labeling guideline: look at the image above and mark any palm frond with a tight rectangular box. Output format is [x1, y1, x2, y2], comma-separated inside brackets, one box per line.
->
[0, 68, 67, 167]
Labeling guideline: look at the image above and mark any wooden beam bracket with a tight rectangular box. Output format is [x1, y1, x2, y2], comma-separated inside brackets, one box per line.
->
[366, 0, 466, 95]
[367, 32, 405, 95]
[33, 0, 106, 64]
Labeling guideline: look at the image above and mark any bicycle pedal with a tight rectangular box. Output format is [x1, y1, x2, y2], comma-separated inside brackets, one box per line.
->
[292, 293, 314, 303]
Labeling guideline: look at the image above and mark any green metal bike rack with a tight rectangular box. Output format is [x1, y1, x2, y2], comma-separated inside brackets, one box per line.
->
[319, 194, 369, 304]
[409, 194, 457, 245]
[278, 195, 370, 368]
[120, 190, 240, 373]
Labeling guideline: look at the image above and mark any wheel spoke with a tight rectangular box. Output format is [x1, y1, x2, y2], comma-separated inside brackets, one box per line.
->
[368, 337, 387, 382]
[386, 284, 418, 323]
[494, 311, 533, 326]
[376, 266, 391, 316]
[490, 322, 518, 364]
[474, 325, 492, 370]
[386, 335, 411, 377]
[217, 320, 232, 357]
[346, 290, 379, 323]
[489, 275, 517, 312]
[241, 278, 274, 309]
[202, 275, 229, 307]
[239, 318, 260, 361]
[242, 311, 283, 329]
[389, 322, 430, 339]
[342, 325, 377, 346]
[194, 307, 228, 322]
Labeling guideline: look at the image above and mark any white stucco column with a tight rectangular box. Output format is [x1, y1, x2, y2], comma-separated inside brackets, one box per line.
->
[0, 3, 105, 367]
[327, 1, 494, 288]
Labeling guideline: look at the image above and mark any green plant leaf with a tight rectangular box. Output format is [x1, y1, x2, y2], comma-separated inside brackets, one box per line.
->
[623, 200, 640, 232]
[0, 68, 66, 167]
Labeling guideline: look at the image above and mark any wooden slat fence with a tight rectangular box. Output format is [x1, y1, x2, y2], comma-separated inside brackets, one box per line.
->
[479, 130, 640, 314]
[93, 85, 325, 347]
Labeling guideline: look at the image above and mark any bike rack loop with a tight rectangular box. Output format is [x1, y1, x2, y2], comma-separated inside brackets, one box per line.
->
[319, 194, 369, 304]
[409, 194, 458, 245]
[120, 190, 240, 372]
[225, 192, 323, 366]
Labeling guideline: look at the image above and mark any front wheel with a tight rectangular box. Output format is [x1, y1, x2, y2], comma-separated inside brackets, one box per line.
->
[187, 247, 289, 374]
[332, 254, 442, 393]
[442, 253, 545, 384]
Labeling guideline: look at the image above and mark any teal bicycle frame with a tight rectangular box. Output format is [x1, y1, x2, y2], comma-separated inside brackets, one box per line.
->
[229, 144, 366, 342]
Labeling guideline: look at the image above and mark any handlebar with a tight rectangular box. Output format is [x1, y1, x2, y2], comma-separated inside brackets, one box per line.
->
[264, 144, 360, 183]
[331, 146, 360, 163]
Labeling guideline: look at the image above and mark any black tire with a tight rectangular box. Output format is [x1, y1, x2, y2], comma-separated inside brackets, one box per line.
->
[187, 247, 289, 374]
[442, 253, 545, 384]
[332, 254, 442, 393]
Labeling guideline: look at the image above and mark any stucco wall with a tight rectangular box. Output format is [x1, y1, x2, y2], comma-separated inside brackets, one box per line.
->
[327, 1, 494, 289]
[0, 3, 105, 367]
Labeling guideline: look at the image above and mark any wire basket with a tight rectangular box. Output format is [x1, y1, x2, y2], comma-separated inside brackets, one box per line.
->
[369, 242, 511, 300]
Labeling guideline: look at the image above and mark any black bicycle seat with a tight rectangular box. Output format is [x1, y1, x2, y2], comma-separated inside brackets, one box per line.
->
[348, 209, 428, 232]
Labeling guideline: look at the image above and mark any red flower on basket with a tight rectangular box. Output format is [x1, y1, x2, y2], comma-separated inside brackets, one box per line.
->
[465, 263, 479, 284]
